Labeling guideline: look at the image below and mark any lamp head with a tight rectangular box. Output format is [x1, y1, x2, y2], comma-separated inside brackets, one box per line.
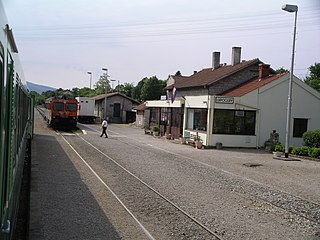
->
[282, 4, 298, 12]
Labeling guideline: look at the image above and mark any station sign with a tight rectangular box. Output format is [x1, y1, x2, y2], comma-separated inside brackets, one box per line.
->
[215, 96, 234, 104]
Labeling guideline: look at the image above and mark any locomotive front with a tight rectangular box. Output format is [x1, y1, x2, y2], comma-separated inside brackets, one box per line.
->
[45, 96, 78, 129]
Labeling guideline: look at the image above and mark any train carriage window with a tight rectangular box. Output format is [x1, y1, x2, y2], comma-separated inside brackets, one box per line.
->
[53, 102, 64, 111]
[66, 103, 77, 111]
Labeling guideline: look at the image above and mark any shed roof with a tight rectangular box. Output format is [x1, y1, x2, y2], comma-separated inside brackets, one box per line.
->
[92, 92, 140, 104]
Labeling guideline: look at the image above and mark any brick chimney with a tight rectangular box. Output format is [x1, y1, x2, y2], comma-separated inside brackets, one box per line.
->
[212, 52, 220, 70]
[231, 47, 241, 65]
[258, 64, 270, 80]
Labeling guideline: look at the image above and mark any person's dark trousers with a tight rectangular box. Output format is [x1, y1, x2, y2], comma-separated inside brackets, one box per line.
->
[100, 127, 108, 138]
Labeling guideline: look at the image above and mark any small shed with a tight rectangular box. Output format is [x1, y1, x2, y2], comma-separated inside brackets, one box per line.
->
[93, 92, 140, 123]
[133, 102, 147, 127]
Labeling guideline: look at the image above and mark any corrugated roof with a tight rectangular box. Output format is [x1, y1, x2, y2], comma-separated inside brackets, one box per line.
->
[171, 59, 260, 89]
[222, 73, 286, 97]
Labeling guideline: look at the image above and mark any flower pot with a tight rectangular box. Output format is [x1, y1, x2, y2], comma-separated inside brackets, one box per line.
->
[216, 142, 223, 149]
[195, 141, 203, 149]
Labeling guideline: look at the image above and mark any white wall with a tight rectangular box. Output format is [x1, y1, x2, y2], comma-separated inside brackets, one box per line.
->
[258, 75, 320, 147]
[146, 99, 183, 108]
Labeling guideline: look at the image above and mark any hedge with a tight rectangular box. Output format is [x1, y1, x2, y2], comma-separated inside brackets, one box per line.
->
[303, 129, 320, 148]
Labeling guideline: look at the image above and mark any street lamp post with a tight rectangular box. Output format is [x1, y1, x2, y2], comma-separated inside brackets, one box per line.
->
[87, 71, 92, 89]
[102, 68, 109, 120]
[110, 79, 116, 92]
[282, 4, 298, 158]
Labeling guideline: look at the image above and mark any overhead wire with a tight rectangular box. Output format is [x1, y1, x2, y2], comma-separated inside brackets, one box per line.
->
[12, 7, 320, 44]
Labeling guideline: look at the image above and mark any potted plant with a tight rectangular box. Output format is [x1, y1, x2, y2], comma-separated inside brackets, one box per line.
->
[152, 125, 160, 136]
[273, 143, 283, 157]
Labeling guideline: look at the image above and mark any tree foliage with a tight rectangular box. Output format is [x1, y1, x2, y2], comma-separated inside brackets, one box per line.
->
[305, 63, 320, 92]
[94, 73, 111, 95]
[140, 76, 166, 101]
[275, 67, 289, 74]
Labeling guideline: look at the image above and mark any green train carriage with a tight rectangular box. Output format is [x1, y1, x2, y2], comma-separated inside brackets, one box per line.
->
[1, 2, 34, 239]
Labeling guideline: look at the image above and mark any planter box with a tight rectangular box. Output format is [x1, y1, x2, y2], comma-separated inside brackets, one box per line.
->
[273, 151, 282, 157]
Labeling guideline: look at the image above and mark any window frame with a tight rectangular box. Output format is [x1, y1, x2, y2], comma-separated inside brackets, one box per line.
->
[293, 118, 308, 138]
[213, 109, 256, 135]
[186, 108, 208, 131]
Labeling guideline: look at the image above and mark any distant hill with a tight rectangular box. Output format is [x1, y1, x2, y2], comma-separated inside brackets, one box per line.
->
[26, 81, 56, 94]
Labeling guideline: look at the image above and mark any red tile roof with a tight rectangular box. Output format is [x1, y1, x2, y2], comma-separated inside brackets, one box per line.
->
[222, 73, 286, 97]
[133, 102, 147, 111]
[171, 58, 260, 89]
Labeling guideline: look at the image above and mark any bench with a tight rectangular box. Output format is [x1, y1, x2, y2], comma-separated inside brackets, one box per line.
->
[185, 134, 198, 146]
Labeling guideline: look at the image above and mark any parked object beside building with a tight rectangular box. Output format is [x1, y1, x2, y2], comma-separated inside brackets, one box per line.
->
[76, 97, 96, 123]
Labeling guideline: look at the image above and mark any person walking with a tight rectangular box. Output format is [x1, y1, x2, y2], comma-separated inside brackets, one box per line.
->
[100, 118, 108, 138]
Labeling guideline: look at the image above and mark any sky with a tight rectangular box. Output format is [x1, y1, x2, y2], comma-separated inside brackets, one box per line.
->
[2, 0, 320, 90]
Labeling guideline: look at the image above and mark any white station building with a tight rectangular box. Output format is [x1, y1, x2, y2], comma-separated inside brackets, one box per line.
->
[145, 47, 320, 148]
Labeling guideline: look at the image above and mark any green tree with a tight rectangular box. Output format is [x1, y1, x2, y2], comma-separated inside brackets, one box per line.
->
[118, 82, 134, 97]
[305, 63, 320, 92]
[132, 78, 146, 101]
[30, 91, 46, 105]
[140, 76, 166, 101]
[94, 73, 111, 95]
[275, 67, 289, 74]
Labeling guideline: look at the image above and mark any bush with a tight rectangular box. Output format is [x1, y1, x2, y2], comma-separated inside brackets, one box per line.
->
[308, 148, 320, 158]
[288, 145, 294, 153]
[292, 146, 310, 156]
[274, 144, 283, 152]
[303, 129, 320, 148]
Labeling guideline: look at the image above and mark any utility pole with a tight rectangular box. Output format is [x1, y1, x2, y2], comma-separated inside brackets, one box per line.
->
[87, 71, 92, 89]
[102, 68, 108, 120]
[282, 4, 298, 158]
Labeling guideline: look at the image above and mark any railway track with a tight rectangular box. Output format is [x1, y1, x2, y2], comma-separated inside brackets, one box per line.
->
[59, 131, 223, 239]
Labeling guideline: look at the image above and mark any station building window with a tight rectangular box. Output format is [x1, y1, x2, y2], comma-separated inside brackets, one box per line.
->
[293, 118, 308, 138]
[186, 108, 208, 131]
[149, 107, 159, 126]
[160, 107, 169, 125]
[213, 109, 256, 135]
